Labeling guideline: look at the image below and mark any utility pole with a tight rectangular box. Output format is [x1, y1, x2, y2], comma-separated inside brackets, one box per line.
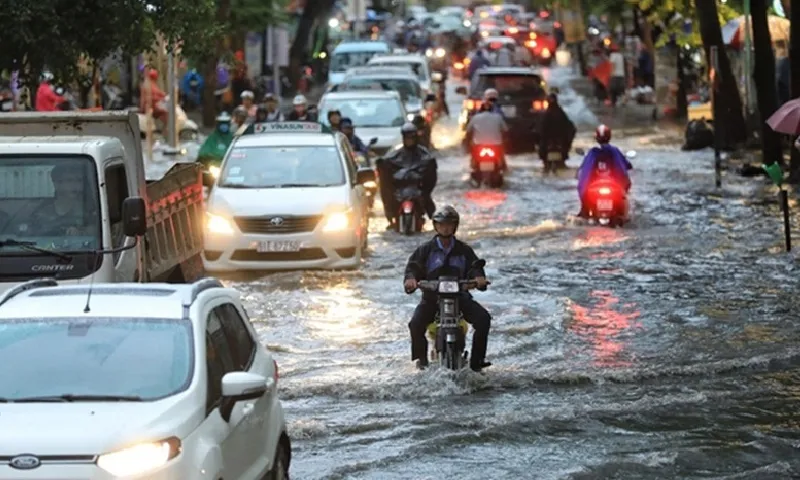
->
[164, 47, 179, 153]
[271, 26, 282, 98]
[743, 0, 753, 115]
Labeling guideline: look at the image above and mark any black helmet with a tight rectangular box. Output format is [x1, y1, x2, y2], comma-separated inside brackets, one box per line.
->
[432, 205, 460, 232]
[411, 114, 426, 128]
[327, 109, 341, 119]
[400, 122, 418, 136]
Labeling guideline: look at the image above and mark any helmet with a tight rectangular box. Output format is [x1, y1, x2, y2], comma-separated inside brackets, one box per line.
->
[340, 117, 354, 128]
[293, 94, 307, 106]
[400, 122, 418, 136]
[41, 71, 54, 82]
[483, 88, 499, 101]
[432, 205, 460, 233]
[595, 124, 611, 144]
[240, 90, 254, 100]
[216, 112, 232, 123]
[411, 114, 426, 128]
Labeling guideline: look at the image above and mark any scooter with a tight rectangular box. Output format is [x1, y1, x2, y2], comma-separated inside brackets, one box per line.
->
[540, 140, 568, 173]
[412, 259, 491, 371]
[470, 145, 504, 188]
[391, 164, 428, 235]
[137, 95, 199, 140]
[576, 148, 635, 227]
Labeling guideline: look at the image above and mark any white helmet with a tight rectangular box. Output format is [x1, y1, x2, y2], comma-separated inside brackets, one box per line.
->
[240, 90, 255, 99]
[41, 71, 54, 82]
[293, 94, 308, 106]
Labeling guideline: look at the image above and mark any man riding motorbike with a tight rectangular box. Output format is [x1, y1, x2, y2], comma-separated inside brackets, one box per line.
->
[465, 101, 509, 176]
[467, 49, 491, 80]
[377, 123, 437, 228]
[412, 114, 432, 149]
[576, 124, 632, 217]
[197, 112, 234, 183]
[483, 88, 504, 117]
[288, 94, 317, 121]
[404, 205, 492, 372]
[327, 109, 343, 132]
[35, 71, 65, 112]
[262, 93, 284, 122]
[340, 117, 368, 156]
[138, 68, 167, 122]
[538, 92, 576, 162]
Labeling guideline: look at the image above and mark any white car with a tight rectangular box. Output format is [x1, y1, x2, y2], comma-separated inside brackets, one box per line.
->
[0, 277, 290, 479]
[368, 53, 433, 93]
[318, 90, 407, 156]
[204, 122, 374, 272]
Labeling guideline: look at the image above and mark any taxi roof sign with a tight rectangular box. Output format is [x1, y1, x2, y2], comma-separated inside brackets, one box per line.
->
[242, 121, 333, 135]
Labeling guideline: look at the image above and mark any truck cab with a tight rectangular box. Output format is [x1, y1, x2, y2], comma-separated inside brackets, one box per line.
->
[0, 111, 204, 293]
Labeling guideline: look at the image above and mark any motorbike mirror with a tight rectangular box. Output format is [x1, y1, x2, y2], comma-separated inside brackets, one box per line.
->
[369, 137, 378, 146]
[625, 150, 637, 159]
[122, 197, 147, 237]
[455, 86, 467, 95]
[471, 259, 486, 270]
[575, 147, 585, 156]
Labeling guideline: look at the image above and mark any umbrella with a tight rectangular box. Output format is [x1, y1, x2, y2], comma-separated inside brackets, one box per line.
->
[766, 98, 800, 135]
[721, 15, 790, 49]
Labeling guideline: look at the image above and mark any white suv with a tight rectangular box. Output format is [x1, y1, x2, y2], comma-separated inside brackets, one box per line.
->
[0, 278, 291, 479]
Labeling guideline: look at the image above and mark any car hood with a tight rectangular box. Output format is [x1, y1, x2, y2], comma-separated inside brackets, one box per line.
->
[0, 397, 198, 455]
[356, 127, 403, 150]
[328, 72, 347, 85]
[209, 185, 350, 217]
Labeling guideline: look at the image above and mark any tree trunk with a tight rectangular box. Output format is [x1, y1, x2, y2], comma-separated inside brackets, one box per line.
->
[202, 0, 232, 127]
[676, 47, 688, 119]
[751, 0, 783, 166]
[790, 1, 800, 179]
[289, 1, 334, 96]
[696, 0, 747, 150]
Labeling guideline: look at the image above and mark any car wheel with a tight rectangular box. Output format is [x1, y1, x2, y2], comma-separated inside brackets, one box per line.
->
[265, 441, 290, 480]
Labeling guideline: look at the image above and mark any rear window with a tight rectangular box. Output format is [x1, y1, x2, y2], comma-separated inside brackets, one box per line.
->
[471, 74, 544, 97]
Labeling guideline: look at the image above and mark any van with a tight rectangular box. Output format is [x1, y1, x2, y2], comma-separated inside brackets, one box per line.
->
[328, 40, 391, 86]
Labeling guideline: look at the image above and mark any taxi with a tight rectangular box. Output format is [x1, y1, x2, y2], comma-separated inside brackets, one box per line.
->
[202, 122, 376, 272]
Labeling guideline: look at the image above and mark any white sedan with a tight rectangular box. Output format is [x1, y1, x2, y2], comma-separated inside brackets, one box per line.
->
[0, 277, 290, 479]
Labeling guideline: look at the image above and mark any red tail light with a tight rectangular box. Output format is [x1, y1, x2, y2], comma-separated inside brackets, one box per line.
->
[479, 147, 496, 158]
[532, 100, 549, 110]
[554, 21, 562, 28]
[402, 200, 414, 213]
[465, 99, 482, 111]
[598, 187, 612, 196]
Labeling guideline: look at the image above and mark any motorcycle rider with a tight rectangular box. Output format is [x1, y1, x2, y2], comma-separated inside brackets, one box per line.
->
[340, 117, 368, 155]
[35, 71, 65, 112]
[538, 92, 576, 162]
[197, 112, 234, 177]
[288, 94, 318, 121]
[239, 90, 257, 118]
[465, 101, 509, 175]
[467, 49, 491, 80]
[231, 106, 249, 135]
[327, 109, 343, 132]
[404, 205, 492, 372]
[262, 93, 284, 122]
[493, 43, 515, 67]
[412, 114, 432, 149]
[576, 124, 632, 217]
[377, 123, 437, 228]
[483, 88, 504, 116]
[139, 68, 167, 122]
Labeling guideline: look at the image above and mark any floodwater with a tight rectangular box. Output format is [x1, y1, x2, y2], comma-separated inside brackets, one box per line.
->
[190, 68, 800, 479]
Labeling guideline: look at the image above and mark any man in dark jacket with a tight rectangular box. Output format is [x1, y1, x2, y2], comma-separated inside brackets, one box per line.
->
[538, 92, 576, 160]
[403, 206, 492, 371]
[376, 123, 437, 227]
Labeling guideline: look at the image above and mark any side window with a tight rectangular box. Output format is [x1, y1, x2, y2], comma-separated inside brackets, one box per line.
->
[216, 303, 257, 371]
[339, 137, 358, 183]
[104, 163, 129, 261]
[205, 309, 236, 414]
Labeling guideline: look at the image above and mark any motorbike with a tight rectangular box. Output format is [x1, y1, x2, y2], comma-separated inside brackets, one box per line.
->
[137, 95, 199, 140]
[412, 259, 491, 371]
[385, 162, 428, 235]
[539, 140, 568, 173]
[471, 145, 504, 188]
[576, 148, 635, 227]
[355, 137, 379, 209]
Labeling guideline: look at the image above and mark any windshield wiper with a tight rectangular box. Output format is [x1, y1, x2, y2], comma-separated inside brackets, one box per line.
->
[0, 239, 72, 262]
[11, 394, 143, 403]
[274, 183, 331, 188]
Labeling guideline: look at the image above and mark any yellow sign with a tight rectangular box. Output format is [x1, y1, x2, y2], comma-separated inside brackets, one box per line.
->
[557, 1, 586, 44]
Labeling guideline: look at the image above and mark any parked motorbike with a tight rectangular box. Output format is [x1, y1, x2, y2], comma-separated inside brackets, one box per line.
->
[412, 259, 491, 371]
[471, 145, 504, 188]
[137, 95, 199, 140]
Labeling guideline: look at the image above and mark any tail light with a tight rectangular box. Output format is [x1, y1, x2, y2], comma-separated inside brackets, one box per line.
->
[465, 99, 482, 111]
[464, 57, 471, 66]
[454, 62, 465, 70]
[402, 200, 414, 213]
[479, 147, 496, 158]
[541, 48, 552, 58]
[532, 100, 549, 110]
[507, 27, 518, 34]
[273, 359, 279, 384]
[554, 21, 562, 28]
[525, 40, 537, 48]
[598, 187, 612, 196]
[529, 32, 537, 40]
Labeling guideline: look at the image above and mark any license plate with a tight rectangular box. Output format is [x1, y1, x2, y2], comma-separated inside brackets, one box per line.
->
[547, 151, 562, 161]
[480, 162, 496, 172]
[256, 241, 300, 253]
[597, 199, 614, 211]
[1, 100, 12, 111]
[501, 105, 516, 117]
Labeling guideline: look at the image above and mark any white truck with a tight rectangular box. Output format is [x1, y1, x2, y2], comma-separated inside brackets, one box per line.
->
[0, 111, 204, 293]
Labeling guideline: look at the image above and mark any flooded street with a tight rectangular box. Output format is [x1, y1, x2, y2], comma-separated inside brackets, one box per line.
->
[177, 68, 800, 478]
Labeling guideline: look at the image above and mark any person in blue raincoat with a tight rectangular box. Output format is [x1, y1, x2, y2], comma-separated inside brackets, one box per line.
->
[576, 124, 632, 217]
[467, 50, 491, 80]
[180, 69, 203, 109]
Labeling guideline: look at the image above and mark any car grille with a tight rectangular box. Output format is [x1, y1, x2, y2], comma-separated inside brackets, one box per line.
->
[234, 215, 322, 234]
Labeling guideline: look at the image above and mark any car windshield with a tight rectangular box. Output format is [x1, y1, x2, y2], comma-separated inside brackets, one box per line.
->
[331, 51, 384, 72]
[219, 145, 345, 188]
[320, 98, 406, 128]
[0, 155, 101, 254]
[473, 74, 544, 96]
[339, 78, 421, 102]
[0, 317, 193, 401]
[370, 61, 427, 81]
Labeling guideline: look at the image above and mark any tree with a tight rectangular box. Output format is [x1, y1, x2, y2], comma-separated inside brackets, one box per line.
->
[751, 0, 782, 165]
[289, 0, 335, 91]
[695, 0, 747, 150]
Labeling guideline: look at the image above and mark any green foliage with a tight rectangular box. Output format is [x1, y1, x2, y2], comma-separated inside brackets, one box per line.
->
[624, 0, 742, 48]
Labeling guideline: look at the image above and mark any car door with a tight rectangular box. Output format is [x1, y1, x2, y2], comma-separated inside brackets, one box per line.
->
[339, 136, 367, 233]
[206, 305, 256, 480]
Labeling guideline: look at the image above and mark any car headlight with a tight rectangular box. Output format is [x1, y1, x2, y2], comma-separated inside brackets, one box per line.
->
[438, 281, 460, 293]
[322, 211, 350, 232]
[542, 48, 551, 58]
[426, 48, 433, 57]
[206, 212, 234, 235]
[209, 165, 221, 179]
[435, 48, 446, 58]
[97, 438, 181, 477]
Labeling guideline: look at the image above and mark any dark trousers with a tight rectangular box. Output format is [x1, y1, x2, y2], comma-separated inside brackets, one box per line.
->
[409, 296, 491, 369]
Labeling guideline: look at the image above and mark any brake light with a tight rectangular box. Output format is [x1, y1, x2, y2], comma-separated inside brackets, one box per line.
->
[479, 147, 496, 158]
[507, 27, 518, 34]
[464, 57, 471, 66]
[532, 100, 549, 110]
[273, 359, 279, 384]
[554, 21, 561, 28]
[541, 48, 551, 58]
[525, 40, 537, 48]
[465, 99, 482, 111]
[454, 62, 464, 70]
[402, 200, 414, 213]
[598, 187, 612, 196]
[529, 32, 537, 40]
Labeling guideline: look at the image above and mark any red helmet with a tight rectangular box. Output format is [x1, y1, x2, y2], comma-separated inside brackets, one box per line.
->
[147, 68, 159, 81]
[595, 124, 611, 144]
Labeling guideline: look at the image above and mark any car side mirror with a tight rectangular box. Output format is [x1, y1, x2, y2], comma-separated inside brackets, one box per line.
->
[122, 197, 147, 237]
[356, 167, 376, 184]
[575, 147, 585, 156]
[219, 372, 270, 422]
[369, 137, 378, 146]
[455, 86, 467, 95]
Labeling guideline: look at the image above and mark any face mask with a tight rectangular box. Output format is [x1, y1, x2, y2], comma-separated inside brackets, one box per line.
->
[218, 123, 230, 133]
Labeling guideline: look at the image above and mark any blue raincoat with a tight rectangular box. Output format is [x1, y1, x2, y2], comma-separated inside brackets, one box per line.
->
[181, 71, 204, 106]
[577, 144, 631, 199]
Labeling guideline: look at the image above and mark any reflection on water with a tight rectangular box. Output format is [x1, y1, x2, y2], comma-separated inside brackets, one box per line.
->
[572, 227, 629, 250]
[568, 290, 641, 367]
[464, 189, 508, 209]
[305, 284, 378, 345]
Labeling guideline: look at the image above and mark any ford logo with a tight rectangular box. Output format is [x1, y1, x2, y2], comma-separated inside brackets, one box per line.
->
[270, 217, 284, 226]
[9, 454, 41, 470]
